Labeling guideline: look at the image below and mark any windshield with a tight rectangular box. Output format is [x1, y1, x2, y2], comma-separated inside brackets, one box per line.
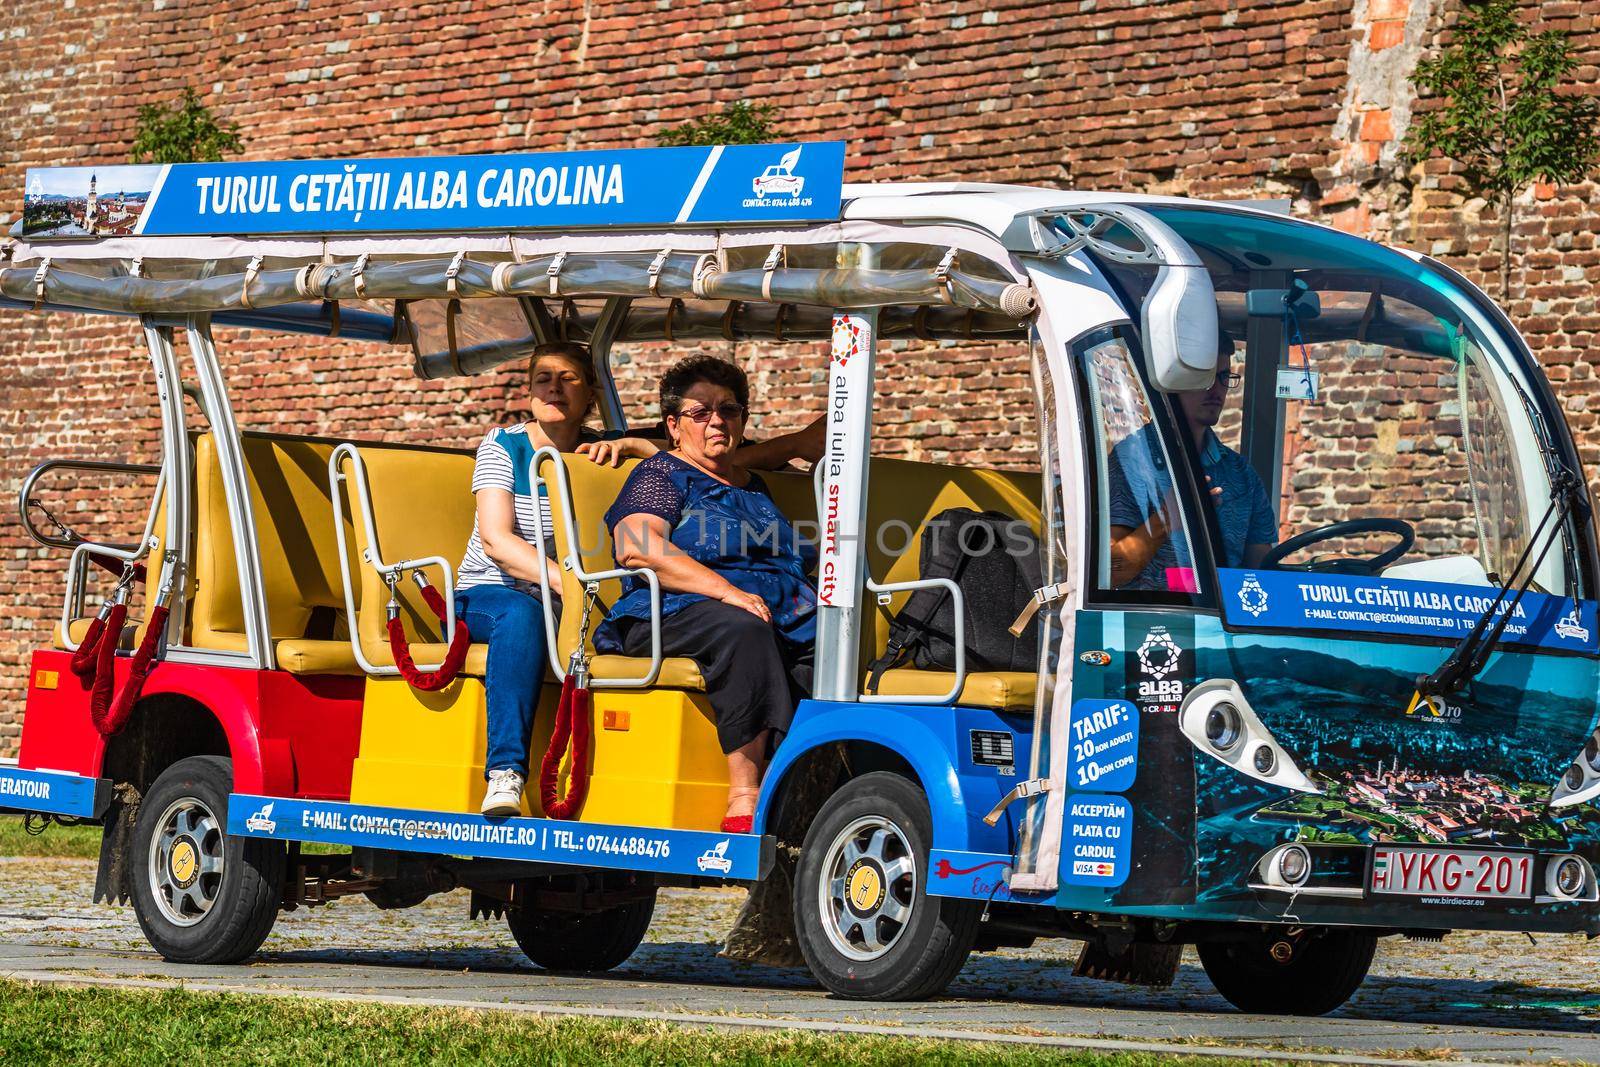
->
[1097, 207, 1590, 650]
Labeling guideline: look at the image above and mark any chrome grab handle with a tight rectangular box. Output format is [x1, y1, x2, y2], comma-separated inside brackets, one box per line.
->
[859, 575, 966, 704]
[59, 536, 160, 652]
[20, 458, 161, 550]
[48, 462, 168, 651]
[530, 446, 663, 688]
[329, 443, 460, 677]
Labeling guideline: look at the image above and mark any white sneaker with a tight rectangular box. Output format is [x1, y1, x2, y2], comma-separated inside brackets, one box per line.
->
[481, 768, 525, 817]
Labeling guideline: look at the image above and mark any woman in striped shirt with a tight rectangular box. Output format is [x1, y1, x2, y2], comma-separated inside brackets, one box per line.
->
[457, 341, 658, 816]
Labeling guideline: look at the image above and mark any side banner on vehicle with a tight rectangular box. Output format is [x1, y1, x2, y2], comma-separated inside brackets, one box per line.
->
[0, 766, 106, 819]
[19, 142, 845, 239]
[817, 312, 874, 610]
[227, 794, 764, 881]
[1219, 567, 1598, 652]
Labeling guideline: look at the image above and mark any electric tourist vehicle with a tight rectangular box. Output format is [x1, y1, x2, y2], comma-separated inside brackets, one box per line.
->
[4, 143, 1600, 1014]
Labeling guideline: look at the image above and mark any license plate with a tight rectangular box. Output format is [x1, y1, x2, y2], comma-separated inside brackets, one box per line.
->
[1370, 847, 1532, 900]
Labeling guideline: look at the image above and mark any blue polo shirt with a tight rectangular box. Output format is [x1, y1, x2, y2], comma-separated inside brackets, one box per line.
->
[1108, 425, 1278, 590]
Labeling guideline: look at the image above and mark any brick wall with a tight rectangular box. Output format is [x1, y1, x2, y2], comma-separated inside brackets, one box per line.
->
[1, 0, 1596, 751]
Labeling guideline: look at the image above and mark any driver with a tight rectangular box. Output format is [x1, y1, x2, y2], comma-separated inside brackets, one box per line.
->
[1108, 330, 1278, 589]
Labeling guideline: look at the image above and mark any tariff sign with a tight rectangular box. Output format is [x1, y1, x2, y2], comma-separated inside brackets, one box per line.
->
[1067, 699, 1139, 794]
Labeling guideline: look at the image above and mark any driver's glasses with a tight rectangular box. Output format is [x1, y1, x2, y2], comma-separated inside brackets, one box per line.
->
[1215, 372, 1242, 392]
[676, 402, 747, 424]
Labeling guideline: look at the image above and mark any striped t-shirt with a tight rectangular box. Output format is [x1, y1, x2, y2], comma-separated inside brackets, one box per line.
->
[457, 424, 597, 596]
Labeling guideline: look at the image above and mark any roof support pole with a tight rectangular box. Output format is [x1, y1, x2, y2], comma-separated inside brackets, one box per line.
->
[1241, 270, 1288, 510]
[811, 244, 879, 702]
[141, 318, 193, 648]
[185, 315, 274, 668]
[588, 297, 632, 432]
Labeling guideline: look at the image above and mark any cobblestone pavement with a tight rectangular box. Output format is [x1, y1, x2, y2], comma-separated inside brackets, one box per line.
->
[2, 858, 1599, 1063]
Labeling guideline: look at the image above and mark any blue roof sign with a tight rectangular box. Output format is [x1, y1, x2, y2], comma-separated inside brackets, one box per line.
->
[18, 142, 846, 239]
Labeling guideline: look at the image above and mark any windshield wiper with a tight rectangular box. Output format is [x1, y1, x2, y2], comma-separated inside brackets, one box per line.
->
[1412, 469, 1585, 707]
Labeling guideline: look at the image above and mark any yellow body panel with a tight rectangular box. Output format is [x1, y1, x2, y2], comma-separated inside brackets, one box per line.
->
[348, 678, 729, 831]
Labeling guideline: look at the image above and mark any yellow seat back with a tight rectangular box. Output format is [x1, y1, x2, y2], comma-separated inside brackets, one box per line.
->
[342, 445, 477, 667]
[861, 459, 1042, 664]
[191, 433, 357, 652]
[549, 456, 638, 661]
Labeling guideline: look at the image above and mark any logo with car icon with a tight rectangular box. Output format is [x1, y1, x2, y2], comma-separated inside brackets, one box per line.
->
[245, 802, 277, 834]
[1555, 609, 1591, 643]
[696, 839, 734, 874]
[752, 146, 806, 199]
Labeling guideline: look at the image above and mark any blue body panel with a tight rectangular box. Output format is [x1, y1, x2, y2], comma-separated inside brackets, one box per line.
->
[927, 848, 1053, 905]
[755, 699, 1035, 858]
[227, 794, 768, 882]
[1059, 608, 1600, 934]
[0, 765, 107, 819]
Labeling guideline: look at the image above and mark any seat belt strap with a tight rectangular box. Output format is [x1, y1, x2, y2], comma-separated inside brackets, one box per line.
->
[1009, 581, 1069, 638]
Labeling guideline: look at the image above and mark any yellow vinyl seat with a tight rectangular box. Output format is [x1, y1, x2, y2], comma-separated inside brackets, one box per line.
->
[351, 447, 724, 826]
[190, 432, 367, 674]
[860, 457, 1043, 712]
[340, 444, 488, 676]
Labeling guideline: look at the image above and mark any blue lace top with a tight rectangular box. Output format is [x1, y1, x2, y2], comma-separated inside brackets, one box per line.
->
[594, 452, 818, 651]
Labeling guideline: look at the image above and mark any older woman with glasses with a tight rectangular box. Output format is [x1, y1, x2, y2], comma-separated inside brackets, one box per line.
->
[594, 355, 817, 833]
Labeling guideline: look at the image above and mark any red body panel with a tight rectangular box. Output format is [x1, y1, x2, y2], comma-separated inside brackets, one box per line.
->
[19, 649, 364, 801]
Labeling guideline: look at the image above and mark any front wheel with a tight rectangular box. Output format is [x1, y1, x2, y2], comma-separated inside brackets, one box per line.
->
[1198, 927, 1376, 1016]
[794, 771, 979, 1000]
[130, 755, 285, 964]
[506, 889, 657, 972]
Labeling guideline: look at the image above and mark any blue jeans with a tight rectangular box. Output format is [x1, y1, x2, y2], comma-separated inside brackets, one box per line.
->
[455, 584, 549, 778]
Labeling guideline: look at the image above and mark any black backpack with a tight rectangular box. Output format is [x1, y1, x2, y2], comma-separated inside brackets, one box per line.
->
[865, 507, 1044, 692]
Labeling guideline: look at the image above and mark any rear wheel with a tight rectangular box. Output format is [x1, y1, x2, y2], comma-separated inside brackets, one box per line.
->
[506, 889, 657, 972]
[794, 771, 979, 1000]
[1198, 927, 1376, 1016]
[130, 755, 285, 964]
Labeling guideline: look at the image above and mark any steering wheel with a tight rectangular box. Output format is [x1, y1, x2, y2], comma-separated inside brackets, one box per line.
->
[1257, 518, 1415, 576]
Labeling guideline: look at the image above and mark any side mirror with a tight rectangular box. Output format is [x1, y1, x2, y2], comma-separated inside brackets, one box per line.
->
[1142, 259, 1218, 392]
[1003, 204, 1217, 392]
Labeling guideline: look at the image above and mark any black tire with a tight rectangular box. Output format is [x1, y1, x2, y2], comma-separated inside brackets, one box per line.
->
[506, 889, 657, 972]
[130, 755, 285, 964]
[1198, 927, 1376, 1016]
[793, 771, 979, 1001]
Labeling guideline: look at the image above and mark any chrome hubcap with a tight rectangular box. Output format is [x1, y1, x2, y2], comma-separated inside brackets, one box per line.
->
[148, 798, 225, 927]
[819, 815, 916, 962]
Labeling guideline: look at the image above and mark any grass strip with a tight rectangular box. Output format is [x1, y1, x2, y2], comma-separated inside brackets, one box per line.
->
[0, 819, 101, 859]
[0, 979, 1278, 1066]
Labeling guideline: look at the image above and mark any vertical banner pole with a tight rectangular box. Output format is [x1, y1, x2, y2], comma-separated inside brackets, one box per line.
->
[812, 248, 878, 700]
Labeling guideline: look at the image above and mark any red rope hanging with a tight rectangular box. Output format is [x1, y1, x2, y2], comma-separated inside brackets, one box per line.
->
[70, 601, 126, 680]
[91, 604, 169, 737]
[539, 671, 592, 820]
[64, 560, 166, 738]
[386, 580, 471, 691]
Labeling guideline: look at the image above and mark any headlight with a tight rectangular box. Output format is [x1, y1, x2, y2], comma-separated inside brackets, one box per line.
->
[1551, 726, 1600, 808]
[1178, 680, 1321, 793]
[1552, 856, 1587, 899]
[1277, 844, 1311, 886]
[1204, 703, 1243, 752]
[1252, 744, 1277, 776]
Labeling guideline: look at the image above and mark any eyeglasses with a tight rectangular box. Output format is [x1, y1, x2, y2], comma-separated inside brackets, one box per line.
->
[1215, 372, 1242, 392]
[674, 402, 747, 423]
